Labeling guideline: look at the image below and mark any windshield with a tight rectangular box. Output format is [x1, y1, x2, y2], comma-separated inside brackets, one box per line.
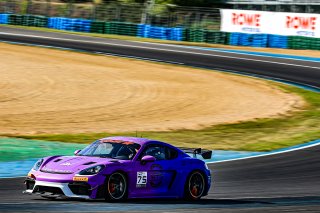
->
[78, 140, 141, 160]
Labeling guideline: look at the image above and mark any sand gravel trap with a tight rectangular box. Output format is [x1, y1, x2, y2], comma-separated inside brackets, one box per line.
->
[0, 43, 304, 134]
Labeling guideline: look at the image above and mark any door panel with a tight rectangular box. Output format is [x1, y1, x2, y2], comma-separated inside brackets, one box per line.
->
[130, 143, 180, 198]
[131, 160, 177, 197]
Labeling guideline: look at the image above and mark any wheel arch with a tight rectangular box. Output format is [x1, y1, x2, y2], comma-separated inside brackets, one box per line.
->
[184, 169, 208, 200]
[96, 170, 129, 199]
[104, 170, 129, 201]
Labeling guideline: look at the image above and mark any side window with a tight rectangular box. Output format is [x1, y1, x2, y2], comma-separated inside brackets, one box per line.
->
[140, 145, 178, 160]
[141, 145, 166, 160]
[166, 147, 178, 160]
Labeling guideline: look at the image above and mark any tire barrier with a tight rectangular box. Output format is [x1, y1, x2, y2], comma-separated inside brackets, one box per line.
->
[268, 34, 288, 49]
[90, 21, 105, 34]
[90, 21, 139, 36]
[8, 14, 47, 27]
[144, 25, 168, 40]
[205, 31, 229, 44]
[288, 36, 320, 50]
[229, 33, 268, 48]
[184, 29, 206, 42]
[105, 22, 138, 36]
[1, 13, 320, 50]
[137, 24, 184, 41]
[48, 17, 91, 32]
[168, 27, 184, 41]
[0, 14, 9, 24]
[8, 14, 22, 25]
[183, 29, 228, 44]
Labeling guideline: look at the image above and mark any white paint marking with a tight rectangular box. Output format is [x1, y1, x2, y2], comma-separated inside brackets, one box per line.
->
[98, 51, 184, 64]
[0, 32, 319, 70]
[208, 140, 320, 164]
[105, 38, 320, 63]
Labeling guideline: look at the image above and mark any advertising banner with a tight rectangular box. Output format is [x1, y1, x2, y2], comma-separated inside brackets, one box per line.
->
[220, 9, 320, 38]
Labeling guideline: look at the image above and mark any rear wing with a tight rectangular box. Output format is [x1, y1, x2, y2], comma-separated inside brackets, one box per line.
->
[179, 147, 212, 160]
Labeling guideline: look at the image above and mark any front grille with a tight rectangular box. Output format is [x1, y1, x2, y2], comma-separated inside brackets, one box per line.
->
[34, 186, 64, 195]
[68, 182, 91, 196]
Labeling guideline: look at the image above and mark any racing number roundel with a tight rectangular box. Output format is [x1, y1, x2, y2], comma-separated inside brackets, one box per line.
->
[136, 171, 147, 188]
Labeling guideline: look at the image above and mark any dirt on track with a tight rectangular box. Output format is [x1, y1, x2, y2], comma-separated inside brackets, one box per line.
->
[0, 42, 304, 135]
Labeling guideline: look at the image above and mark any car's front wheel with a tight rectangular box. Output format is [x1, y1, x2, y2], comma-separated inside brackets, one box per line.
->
[105, 172, 128, 202]
[184, 171, 206, 200]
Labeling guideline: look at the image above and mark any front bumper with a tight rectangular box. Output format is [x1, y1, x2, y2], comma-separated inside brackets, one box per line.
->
[23, 172, 106, 199]
[24, 180, 91, 199]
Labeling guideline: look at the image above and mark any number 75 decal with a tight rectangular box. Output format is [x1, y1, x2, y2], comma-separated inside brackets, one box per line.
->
[136, 171, 147, 188]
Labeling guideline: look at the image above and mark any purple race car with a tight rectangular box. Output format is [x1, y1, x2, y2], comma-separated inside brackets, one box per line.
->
[24, 136, 212, 201]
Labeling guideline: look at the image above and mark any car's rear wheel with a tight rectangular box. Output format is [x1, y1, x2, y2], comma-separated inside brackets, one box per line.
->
[105, 172, 127, 202]
[184, 171, 206, 200]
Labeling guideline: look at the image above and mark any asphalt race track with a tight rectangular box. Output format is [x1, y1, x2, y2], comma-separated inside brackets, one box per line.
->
[1, 26, 320, 88]
[0, 26, 320, 212]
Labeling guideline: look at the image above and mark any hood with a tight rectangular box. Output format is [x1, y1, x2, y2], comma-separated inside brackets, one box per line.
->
[40, 156, 115, 174]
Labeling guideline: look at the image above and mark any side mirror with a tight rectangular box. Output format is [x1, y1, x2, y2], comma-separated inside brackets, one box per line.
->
[74, 150, 81, 155]
[141, 155, 156, 164]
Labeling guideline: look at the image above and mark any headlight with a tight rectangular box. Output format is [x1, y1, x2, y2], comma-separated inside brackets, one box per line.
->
[33, 159, 44, 171]
[78, 165, 105, 175]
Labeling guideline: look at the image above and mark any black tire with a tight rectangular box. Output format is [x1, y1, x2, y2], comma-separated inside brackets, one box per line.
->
[184, 171, 206, 200]
[105, 172, 128, 202]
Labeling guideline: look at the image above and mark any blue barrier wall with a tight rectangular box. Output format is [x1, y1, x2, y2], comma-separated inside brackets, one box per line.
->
[48, 17, 91, 32]
[0, 14, 9, 24]
[268, 34, 288, 49]
[230, 33, 268, 48]
[168, 27, 184, 41]
[137, 24, 184, 41]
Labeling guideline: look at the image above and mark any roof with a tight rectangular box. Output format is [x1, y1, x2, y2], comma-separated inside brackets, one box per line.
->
[99, 136, 154, 145]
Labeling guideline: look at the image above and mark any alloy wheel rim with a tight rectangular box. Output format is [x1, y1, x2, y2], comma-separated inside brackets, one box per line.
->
[189, 172, 205, 199]
[108, 173, 126, 200]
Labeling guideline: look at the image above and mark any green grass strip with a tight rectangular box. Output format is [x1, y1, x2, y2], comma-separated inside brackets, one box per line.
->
[0, 138, 86, 162]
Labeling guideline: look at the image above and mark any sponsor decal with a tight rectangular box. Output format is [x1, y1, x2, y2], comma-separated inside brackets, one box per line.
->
[220, 9, 268, 34]
[73, 176, 89, 182]
[286, 15, 317, 37]
[61, 162, 72, 166]
[100, 139, 135, 145]
[232, 13, 261, 27]
[136, 171, 147, 188]
[150, 164, 164, 188]
[286, 16, 316, 30]
[220, 9, 320, 38]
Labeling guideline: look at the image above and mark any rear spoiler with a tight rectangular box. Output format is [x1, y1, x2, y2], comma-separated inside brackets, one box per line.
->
[179, 147, 212, 160]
